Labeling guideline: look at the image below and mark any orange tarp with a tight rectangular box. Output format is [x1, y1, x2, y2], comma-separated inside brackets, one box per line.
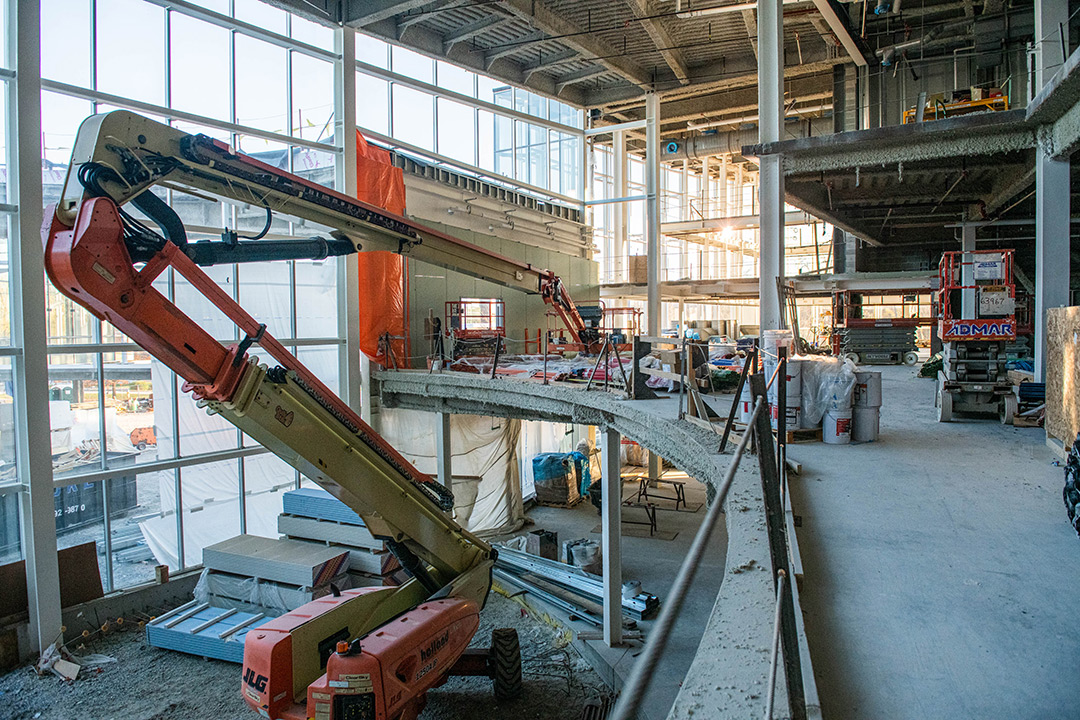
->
[356, 130, 408, 366]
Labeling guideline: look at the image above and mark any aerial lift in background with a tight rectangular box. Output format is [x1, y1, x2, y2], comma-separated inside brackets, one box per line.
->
[935, 249, 1018, 423]
[39, 110, 614, 719]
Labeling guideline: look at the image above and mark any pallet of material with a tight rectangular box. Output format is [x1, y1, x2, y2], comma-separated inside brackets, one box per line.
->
[198, 568, 353, 613]
[282, 488, 366, 526]
[146, 600, 269, 663]
[203, 534, 350, 588]
[277, 513, 383, 551]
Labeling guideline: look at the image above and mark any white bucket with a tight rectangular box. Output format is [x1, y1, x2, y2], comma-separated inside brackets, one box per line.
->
[852, 406, 880, 442]
[736, 382, 754, 424]
[761, 328, 793, 356]
[770, 404, 801, 431]
[765, 359, 802, 407]
[854, 371, 883, 407]
[823, 408, 853, 444]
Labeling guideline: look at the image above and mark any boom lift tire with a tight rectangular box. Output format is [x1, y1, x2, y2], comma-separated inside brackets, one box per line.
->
[491, 627, 523, 700]
[903, 351, 919, 366]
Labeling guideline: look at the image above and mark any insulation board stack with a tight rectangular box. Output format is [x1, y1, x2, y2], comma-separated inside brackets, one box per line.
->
[278, 488, 387, 574]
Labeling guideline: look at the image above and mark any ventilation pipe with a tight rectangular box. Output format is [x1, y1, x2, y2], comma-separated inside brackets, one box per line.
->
[663, 118, 815, 161]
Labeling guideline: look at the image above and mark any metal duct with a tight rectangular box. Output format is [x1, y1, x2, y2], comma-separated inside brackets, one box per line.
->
[663, 119, 815, 160]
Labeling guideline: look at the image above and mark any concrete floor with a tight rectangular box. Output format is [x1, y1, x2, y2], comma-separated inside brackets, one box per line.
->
[504, 473, 723, 720]
[788, 364, 1080, 719]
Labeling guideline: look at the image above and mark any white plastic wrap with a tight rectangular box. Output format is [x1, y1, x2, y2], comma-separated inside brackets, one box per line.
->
[193, 567, 354, 615]
[800, 355, 858, 425]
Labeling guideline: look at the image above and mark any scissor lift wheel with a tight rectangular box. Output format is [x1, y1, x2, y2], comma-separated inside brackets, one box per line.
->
[937, 385, 953, 422]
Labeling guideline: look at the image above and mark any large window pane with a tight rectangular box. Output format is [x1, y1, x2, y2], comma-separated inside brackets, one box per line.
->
[243, 453, 295, 537]
[294, 259, 338, 338]
[357, 35, 388, 68]
[436, 61, 474, 96]
[110, 470, 167, 588]
[293, 147, 336, 189]
[391, 45, 433, 82]
[41, 0, 91, 86]
[392, 85, 434, 151]
[478, 109, 495, 172]
[179, 459, 240, 568]
[357, 73, 390, 136]
[0, 499, 20, 565]
[238, 261, 292, 338]
[233, 0, 286, 33]
[235, 36, 287, 133]
[436, 98, 475, 165]
[290, 15, 334, 49]
[170, 14, 230, 122]
[291, 53, 334, 142]
[96, 0, 165, 105]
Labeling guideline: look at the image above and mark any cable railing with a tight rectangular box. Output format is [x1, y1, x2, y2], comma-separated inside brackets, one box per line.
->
[612, 349, 808, 720]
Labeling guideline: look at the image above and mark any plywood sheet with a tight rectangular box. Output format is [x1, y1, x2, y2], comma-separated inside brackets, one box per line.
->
[1046, 306, 1080, 448]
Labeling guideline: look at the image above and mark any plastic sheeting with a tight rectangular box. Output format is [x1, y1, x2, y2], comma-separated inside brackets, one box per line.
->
[356, 130, 408, 366]
[800, 355, 858, 425]
[377, 408, 524, 536]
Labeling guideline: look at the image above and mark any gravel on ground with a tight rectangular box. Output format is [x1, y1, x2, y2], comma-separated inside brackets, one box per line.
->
[0, 590, 609, 720]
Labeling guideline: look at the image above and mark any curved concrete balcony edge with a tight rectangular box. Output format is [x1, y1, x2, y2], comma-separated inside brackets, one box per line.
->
[376, 370, 788, 719]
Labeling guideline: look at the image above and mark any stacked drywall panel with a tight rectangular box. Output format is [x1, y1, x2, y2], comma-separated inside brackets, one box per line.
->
[203, 534, 350, 586]
[278, 488, 387, 574]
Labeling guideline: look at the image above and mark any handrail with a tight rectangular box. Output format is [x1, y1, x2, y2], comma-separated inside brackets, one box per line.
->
[608, 396, 766, 720]
[764, 569, 788, 720]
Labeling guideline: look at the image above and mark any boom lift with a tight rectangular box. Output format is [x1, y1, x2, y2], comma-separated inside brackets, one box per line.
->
[41, 110, 562, 719]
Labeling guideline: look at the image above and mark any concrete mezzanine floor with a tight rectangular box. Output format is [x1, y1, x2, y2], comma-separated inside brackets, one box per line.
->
[788, 364, 1080, 719]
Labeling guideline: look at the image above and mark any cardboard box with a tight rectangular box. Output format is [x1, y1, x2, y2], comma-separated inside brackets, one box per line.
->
[527, 530, 558, 560]
[629, 255, 648, 284]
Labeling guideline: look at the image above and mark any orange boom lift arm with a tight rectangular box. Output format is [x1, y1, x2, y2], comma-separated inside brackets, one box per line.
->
[43, 110, 527, 720]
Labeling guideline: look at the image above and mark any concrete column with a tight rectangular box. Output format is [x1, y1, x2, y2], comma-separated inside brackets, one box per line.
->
[758, 0, 784, 333]
[645, 93, 662, 337]
[435, 411, 452, 494]
[613, 130, 628, 283]
[601, 428, 622, 647]
[961, 225, 976, 319]
[1034, 0, 1071, 382]
[12, 0, 62, 653]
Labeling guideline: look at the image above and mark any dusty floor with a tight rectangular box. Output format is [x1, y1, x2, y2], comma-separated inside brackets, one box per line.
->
[790, 363, 1080, 719]
[0, 591, 608, 720]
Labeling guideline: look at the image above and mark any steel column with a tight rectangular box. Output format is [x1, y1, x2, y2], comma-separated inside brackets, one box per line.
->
[1034, 0, 1071, 382]
[613, 129, 628, 283]
[758, 0, 784, 333]
[435, 411, 452, 494]
[335, 27, 363, 415]
[11, 0, 62, 653]
[961, 225, 976, 319]
[601, 427, 622, 647]
[645, 92, 661, 336]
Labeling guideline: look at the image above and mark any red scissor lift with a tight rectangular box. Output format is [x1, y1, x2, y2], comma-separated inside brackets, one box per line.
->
[446, 299, 505, 359]
[935, 249, 1018, 423]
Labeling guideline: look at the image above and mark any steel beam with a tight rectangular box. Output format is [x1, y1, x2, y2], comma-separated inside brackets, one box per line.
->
[336, 27, 363, 419]
[623, 0, 690, 85]
[645, 93, 661, 336]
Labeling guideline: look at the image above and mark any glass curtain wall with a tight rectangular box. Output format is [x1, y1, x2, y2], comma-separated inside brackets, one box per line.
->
[28, 0, 342, 592]
[354, 35, 584, 203]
